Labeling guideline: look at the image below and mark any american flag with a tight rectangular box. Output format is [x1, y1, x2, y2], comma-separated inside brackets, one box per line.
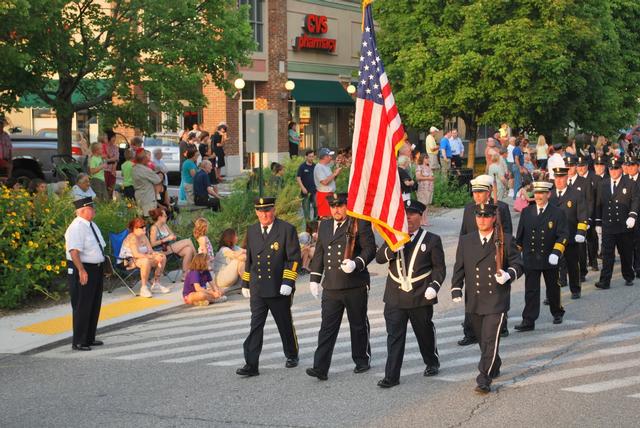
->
[347, 1, 409, 251]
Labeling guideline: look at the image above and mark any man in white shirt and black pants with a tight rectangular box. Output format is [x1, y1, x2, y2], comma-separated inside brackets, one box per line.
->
[65, 197, 106, 351]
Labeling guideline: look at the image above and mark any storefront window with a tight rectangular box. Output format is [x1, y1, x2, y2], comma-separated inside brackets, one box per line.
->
[300, 107, 338, 150]
[239, 0, 264, 52]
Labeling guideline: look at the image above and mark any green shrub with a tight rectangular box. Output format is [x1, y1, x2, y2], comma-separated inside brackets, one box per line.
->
[0, 189, 140, 309]
[432, 172, 471, 208]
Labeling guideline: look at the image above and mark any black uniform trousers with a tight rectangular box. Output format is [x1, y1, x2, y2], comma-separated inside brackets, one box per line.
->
[559, 244, 581, 293]
[462, 310, 508, 340]
[578, 242, 588, 277]
[599, 232, 634, 285]
[243, 294, 298, 368]
[68, 262, 104, 346]
[586, 227, 599, 269]
[469, 312, 504, 386]
[522, 268, 565, 324]
[383, 304, 438, 382]
[313, 287, 370, 375]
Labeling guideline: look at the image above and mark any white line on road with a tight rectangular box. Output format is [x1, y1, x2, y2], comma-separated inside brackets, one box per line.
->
[562, 375, 640, 393]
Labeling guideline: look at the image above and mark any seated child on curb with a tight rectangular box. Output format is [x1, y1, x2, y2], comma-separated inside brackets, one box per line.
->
[182, 254, 227, 306]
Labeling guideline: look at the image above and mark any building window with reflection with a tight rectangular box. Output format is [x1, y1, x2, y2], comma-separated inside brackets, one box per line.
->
[239, 0, 264, 52]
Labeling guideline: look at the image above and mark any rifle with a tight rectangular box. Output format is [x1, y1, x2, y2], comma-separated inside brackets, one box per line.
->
[493, 174, 505, 276]
[344, 216, 359, 261]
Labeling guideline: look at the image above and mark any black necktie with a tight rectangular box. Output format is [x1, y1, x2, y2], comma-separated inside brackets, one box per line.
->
[539, 208, 544, 216]
[262, 226, 268, 240]
[89, 222, 105, 259]
[613, 181, 618, 193]
[335, 222, 343, 235]
[558, 190, 563, 199]
[482, 237, 487, 247]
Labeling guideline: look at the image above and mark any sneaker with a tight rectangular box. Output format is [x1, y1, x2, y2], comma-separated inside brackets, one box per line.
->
[194, 300, 210, 306]
[212, 295, 228, 303]
[150, 283, 171, 294]
[139, 286, 152, 298]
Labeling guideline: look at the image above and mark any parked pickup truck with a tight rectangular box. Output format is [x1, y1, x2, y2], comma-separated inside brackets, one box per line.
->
[10, 135, 61, 181]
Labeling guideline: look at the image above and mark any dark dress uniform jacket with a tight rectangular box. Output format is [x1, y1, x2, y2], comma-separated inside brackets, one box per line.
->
[451, 234, 523, 315]
[309, 218, 376, 290]
[571, 174, 594, 221]
[242, 218, 301, 298]
[460, 200, 512, 236]
[549, 186, 588, 243]
[516, 204, 569, 270]
[595, 176, 640, 234]
[376, 228, 446, 308]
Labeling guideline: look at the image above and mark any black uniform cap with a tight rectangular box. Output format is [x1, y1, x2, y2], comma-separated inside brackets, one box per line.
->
[608, 157, 623, 170]
[405, 199, 426, 215]
[254, 196, 276, 210]
[563, 156, 577, 167]
[326, 192, 348, 206]
[553, 167, 569, 177]
[73, 197, 94, 209]
[475, 203, 498, 217]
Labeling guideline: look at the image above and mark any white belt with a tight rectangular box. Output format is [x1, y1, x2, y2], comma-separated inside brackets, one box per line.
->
[390, 270, 431, 285]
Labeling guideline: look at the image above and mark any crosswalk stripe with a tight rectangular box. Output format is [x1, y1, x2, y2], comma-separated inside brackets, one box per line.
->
[208, 318, 586, 368]
[627, 393, 640, 398]
[562, 375, 640, 393]
[514, 358, 640, 387]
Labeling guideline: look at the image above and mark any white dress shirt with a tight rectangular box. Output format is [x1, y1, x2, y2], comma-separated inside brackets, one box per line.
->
[65, 217, 106, 263]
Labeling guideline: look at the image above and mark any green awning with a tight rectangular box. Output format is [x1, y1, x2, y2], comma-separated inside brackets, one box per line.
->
[18, 79, 112, 108]
[291, 79, 354, 107]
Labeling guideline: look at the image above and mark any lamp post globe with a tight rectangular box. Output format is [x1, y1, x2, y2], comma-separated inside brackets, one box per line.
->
[234, 78, 246, 90]
[285, 80, 295, 91]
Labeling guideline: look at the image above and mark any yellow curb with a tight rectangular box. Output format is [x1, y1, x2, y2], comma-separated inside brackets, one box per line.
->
[17, 297, 172, 336]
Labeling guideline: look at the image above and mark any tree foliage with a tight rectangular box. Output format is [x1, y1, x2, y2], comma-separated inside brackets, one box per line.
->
[0, 0, 255, 153]
[374, 0, 640, 139]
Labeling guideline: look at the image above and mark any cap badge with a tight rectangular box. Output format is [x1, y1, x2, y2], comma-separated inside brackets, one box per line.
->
[260, 198, 264, 204]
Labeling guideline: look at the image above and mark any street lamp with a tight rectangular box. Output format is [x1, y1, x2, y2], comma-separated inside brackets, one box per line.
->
[347, 84, 356, 95]
[234, 78, 245, 173]
[285, 80, 296, 121]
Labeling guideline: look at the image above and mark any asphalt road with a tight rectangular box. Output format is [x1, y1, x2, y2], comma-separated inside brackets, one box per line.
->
[2, 210, 640, 427]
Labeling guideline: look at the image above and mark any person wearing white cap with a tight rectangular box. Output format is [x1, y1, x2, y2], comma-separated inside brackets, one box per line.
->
[456, 174, 512, 346]
[426, 126, 440, 170]
[515, 181, 569, 331]
[314, 148, 341, 218]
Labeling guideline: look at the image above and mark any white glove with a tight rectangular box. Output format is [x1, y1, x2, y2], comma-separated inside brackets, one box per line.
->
[626, 217, 636, 229]
[279, 284, 293, 296]
[587, 223, 591, 230]
[494, 269, 511, 285]
[241, 288, 251, 298]
[340, 259, 356, 273]
[453, 297, 462, 303]
[548, 254, 559, 266]
[596, 226, 602, 235]
[424, 287, 437, 300]
[309, 281, 321, 299]
[574, 234, 585, 243]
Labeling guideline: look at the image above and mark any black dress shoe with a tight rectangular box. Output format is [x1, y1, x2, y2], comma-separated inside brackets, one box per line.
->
[580, 276, 587, 283]
[236, 365, 259, 376]
[377, 378, 399, 388]
[553, 315, 563, 324]
[571, 292, 581, 299]
[423, 366, 439, 377]
[457, 336, 477, 346]
[353, 365, 370, 374]
[475, 384, 491, 394]
[285, 357, 299, 368]
[89, 340, 104, 346]
[590, 265, 599, 272]
[595, 282, 610, 290]
[500, 328, 509, 338]
[543, 298, 549, 306]
[306, 367, 328, 380]
[625, 280, 634, 286]
[514, 323, 534, 332]
[489, 369, 500, 379]
[71, 344, 91, 351]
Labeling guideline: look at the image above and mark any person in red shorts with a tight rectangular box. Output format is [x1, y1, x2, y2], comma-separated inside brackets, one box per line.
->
[313, 148, 342, 219]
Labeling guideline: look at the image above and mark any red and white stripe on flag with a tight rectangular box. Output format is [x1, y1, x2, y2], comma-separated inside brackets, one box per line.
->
[347, 1, 409, 251]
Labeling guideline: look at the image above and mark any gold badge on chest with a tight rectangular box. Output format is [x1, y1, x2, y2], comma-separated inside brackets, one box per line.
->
[548, 221, 553, 229]
[567, 200, 572, 208]
[270, 242, 279, 251]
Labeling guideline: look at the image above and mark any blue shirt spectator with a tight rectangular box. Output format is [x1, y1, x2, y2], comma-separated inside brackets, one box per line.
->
[193, 168, 211, 198]
[512, 146, 524, 167]
[439, 136, 452, 158]
[296, 157, 316, 195]
[181, 159, 197, 185]
[450, 136, 464, 156]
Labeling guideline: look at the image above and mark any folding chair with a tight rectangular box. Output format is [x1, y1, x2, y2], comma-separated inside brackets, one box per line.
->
[107, 229, 139, 296]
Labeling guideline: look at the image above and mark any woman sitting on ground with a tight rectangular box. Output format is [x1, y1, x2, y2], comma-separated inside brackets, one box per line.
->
[193, 217, 216, 272]
[148, 207, 196, 281]
[299, 221, 318, 274]
[120, 217, 169, 298]
[182, 253, 226, 306]
[213, 228, 246, 293]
